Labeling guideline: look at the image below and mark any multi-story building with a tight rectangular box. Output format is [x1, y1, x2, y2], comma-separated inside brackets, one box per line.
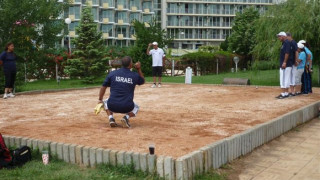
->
[63, 0, 282, 50]
[65, 0, 155, 47]
[163, 0, 277, 50]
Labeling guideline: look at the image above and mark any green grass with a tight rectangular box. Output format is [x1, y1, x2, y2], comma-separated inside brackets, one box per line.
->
[0, 150, 225, 180]
[18, 68, 320, 92]
[0, 150, 158, 180]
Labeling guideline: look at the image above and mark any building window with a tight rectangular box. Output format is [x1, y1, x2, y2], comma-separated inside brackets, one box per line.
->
[130, 0, 141, 10]
[116, 11, 128, 23]
[116, 25, 127, 37]
[101, 0, 114, 7]
[101, 24, 113, 36]
[91, 8, 98, 21]
[101, 10, 114, 22]
[130, 12, 141, 22]
[69, 6, 81, 19]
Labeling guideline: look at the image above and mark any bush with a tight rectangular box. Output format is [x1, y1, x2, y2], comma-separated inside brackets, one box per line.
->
[251, 60, 278, 70]
[181, 51, 236, 75]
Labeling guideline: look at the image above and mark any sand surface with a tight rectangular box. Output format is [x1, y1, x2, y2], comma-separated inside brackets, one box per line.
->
[0, 84, 319, 158]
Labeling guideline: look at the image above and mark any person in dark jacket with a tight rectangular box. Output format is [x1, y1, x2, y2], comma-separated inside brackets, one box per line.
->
[0, 42, 17, 99]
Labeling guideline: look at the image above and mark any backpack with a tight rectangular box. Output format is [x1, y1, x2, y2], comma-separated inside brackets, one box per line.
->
[0, 133, 12, 169]
[0, 133, 32, 169]
[11, 146, 32, 167]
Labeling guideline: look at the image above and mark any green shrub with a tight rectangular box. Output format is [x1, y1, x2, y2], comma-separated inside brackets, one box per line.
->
[181, 51, 236, 75]
[251, 60, 278, 70]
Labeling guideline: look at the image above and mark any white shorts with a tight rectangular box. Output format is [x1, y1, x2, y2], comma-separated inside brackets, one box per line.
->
[103, 99, 140, 116]
[290, 66, 297, 86]
[280, 67, 292, 89]
[295, 69, 304, 85]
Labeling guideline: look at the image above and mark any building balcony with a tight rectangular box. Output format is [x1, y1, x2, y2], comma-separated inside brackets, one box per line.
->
[69, 31, 76, 37]
[103, 33, 109, 39]
[166, 0, 274, 6]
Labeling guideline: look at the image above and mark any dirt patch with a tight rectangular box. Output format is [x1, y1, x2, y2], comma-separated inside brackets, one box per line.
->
[0, 84, 319, 158]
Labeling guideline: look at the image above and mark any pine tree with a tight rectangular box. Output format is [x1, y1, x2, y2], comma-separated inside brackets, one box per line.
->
[65, 6, 108, 83]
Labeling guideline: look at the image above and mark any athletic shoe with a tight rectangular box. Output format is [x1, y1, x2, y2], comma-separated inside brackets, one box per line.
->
[3, 93, 8, 99]
[151, 84, 156, 88]
[109, 118, 117, 127]
[158, 83, 161, 88]
[295, 92, 302, 96]
[288, 93, 295, 97]
[7, 93, 15, 98]
[276, 94, 288, 99]
[121, 116, 131, 128]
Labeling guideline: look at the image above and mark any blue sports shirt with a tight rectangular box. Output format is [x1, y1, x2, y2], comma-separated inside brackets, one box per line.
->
[280, 39, 291, 68]
[304, 47, 313, 66]
[297, 51, 306, 70]
[102, 68, 145, 113]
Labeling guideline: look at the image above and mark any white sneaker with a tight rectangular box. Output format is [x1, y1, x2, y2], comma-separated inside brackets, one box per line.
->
[7, 93, 15, 98]
[3, 93, 8, 99]
[151, 84, 156, 88]
[158, 84, 161, 88]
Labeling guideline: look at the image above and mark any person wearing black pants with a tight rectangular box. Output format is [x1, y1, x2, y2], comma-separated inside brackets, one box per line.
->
[0, 42, 17, 99]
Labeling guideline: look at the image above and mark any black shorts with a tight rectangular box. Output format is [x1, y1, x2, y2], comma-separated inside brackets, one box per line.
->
[152, 66, 162, 77]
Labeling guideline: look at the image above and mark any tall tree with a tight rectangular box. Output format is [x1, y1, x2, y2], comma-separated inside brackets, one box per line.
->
[0, 0, 67, 56]
[0, 0, 68, 93]
[253, 0, 320, 65]
[129, 18, 172, 75]
[227, 7, 260, 59]
[64, 5, 108, 83]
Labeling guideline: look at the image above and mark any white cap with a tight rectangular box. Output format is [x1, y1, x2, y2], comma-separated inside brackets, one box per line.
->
[297, 43, 304, 49]
[298, 40, 306, 44]
[277, 32, 287, 37]
[152, 42, 158, 46]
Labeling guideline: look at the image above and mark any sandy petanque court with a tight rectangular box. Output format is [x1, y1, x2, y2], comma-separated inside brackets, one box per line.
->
[0, 84, 319, 158]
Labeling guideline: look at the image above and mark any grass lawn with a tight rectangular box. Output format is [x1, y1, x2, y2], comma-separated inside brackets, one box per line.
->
[0, 151, 225, 180]
[18, 68, 320, 92]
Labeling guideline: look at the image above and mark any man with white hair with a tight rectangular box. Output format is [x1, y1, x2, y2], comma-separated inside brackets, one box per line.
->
[146, 42, 166, 88]
[276, 32, 292, 99]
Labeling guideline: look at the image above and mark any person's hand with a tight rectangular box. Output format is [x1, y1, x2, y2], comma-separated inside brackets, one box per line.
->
[134, 62, 141, 69]
[309, 68, 313, 73]
[98, 100, 103, 104]
[281, 62, 286, 69]
[148, 43, 152, 47]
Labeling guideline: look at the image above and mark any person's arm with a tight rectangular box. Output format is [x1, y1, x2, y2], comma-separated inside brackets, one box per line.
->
[282, 53, 289, 69]
[294, 51, 299, 66]
[98, 86, 107, 103]
[307, 54, 312, 72]
[146, 43, 152, 55]
[282, 42, 290, 69]
[0, 52, 6, 66]
[135, 62, 145, 85]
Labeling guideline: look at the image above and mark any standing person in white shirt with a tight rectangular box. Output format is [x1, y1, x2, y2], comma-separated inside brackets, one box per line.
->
[146, 42, 166, 88]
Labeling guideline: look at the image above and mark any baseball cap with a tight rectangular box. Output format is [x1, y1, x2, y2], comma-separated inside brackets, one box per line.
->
[298, 40, 306, 44]
[297, 43, 304, 49]
[152, 42, 158, 46]
[277, 32, 287, 37]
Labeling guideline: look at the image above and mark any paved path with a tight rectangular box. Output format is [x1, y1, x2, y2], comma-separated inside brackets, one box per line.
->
[226, 118, 320, 180]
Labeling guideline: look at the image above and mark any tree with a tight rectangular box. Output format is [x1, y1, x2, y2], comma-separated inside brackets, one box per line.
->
[253, 0, 320, 65]
[0, 0, 67, 56]
[227, 7, 260, 61]
[64, 5, 109, 83]
[128, 18, 172, 76]
[0, 0, 67, 93]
